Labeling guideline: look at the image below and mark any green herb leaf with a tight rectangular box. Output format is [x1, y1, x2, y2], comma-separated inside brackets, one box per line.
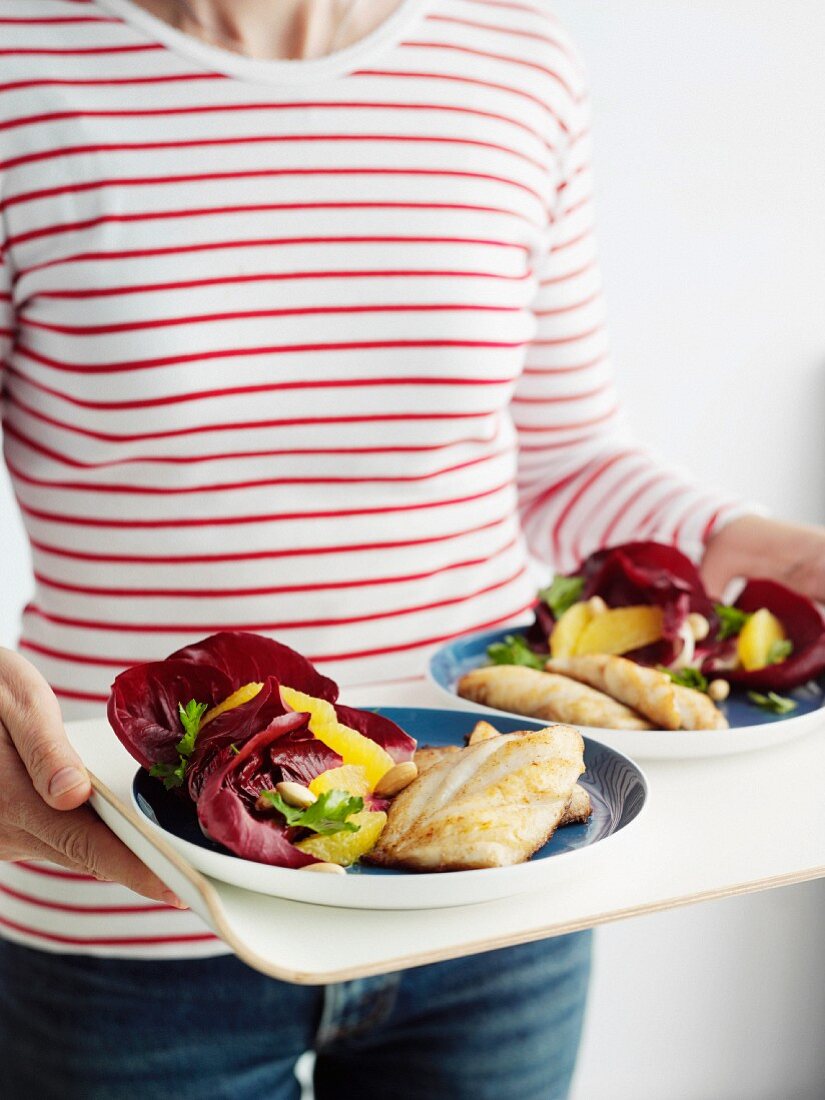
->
[487, 634, 546, 671]
[658, 666, 709, 692]
[539, 575, 585, 619]
[178, 699, 209, 756]
[714, 604, 753, 641]
[259, 789, 364, 836]
[148, 698, 208, 790]
[766, 639, 793, 665]
[747, 691, 797, 715]
[149, 760, 187, 790]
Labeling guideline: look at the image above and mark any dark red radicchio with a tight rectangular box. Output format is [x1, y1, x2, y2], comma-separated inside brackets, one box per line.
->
[580, 542, 714, 616]
[108, 632, 338, 767]
[702, 579, 825, 690]
[107, 660, 234, 771]
[186, 677, 300, 801]
[197, 713, 341, 868]
[170, 632, 338, 702]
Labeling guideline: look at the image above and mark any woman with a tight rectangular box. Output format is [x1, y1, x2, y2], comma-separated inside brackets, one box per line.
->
[0, 1, 822, 1096]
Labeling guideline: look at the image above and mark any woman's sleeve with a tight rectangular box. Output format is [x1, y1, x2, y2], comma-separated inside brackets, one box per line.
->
[514, 73, 747, 574]
[0, 156, 13, 371]
[0, 251, 11, 369]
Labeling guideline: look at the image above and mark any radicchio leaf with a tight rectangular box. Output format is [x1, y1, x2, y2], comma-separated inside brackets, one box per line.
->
[196, 712, 327, 868]
[581, 542, 715, 620]
[186, 677, 297, 801]
[109, 632, 339, 772]
[268, 729, 343, 787]
[170, 632, 338, 702]
[702, 579, 825, 690]
[108, 660, 233, 769]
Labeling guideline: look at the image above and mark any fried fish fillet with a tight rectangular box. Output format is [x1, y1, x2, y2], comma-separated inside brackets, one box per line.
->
[368, 725, 585, 871]
[457, 664, 653, 730]
[467, 719, 500, 744]
[414, 744, 461, 773]
[414, 741, 591, 826]
[561, 782, 592, 826]
[546, 655, 728, 731]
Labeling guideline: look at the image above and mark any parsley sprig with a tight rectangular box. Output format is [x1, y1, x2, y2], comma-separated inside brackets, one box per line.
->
[766, 639, 793, 665]
[487, 634, 546, 671]
[539, 575, 585, 619]
[658, 666, 709, 692]
[714, 604, 753, 641]
[150, 699, 209, 790]
[747, 691, 797, 715]
[259, 788, 364, 836]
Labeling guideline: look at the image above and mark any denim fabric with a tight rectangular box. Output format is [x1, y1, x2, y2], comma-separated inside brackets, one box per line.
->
[0, 932, 591, 1100]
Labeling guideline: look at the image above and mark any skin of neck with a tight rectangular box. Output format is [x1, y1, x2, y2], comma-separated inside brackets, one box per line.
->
[138, 0, 403, 60]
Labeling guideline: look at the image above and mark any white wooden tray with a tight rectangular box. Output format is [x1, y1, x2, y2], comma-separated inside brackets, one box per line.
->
[64, 678, 825, 985]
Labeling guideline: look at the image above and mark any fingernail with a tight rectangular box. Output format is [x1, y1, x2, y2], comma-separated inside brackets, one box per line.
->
[48, 766, 88, 798]
[162, 890, 187, 910]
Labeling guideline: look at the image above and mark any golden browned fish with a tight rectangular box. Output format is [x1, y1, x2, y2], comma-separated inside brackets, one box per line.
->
[467, 719, 501, 744]
[415, 740, 591, 826]
[561, 782, 592, 826]
[546, 655, 728, 731]
[414, 744, 461, 773]
[368, 725, 585, 871]
[458, 664, 652, 730]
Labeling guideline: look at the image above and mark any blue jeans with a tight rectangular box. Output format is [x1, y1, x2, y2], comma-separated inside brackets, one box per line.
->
[0, 933, 591, 1099]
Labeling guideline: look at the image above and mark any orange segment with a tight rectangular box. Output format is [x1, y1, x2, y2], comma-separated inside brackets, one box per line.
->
[308, 765, 371, 799]
[201, 681, 264, 727]
[575, 606, 664, 656]
[280, 687, 394, 789]
[737, 608, 786, 671]
[295, 810, 387, 866]
[550, 601, 595, 658]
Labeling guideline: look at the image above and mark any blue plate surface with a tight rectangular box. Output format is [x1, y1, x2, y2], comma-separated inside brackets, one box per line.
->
[133, 706, 646, 876]
[429, 626, 825, 731]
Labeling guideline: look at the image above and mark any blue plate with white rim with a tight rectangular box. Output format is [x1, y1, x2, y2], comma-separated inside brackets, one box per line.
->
[428, 627, 825, 760]
[132, 706, 647, 910]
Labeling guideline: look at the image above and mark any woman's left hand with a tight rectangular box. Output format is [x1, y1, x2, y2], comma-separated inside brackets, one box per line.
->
[701, 514, 825, 602]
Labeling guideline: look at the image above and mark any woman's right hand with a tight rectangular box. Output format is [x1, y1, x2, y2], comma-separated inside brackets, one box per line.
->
[0, 648, 182, 905]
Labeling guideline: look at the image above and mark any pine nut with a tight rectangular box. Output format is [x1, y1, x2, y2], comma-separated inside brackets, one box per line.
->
[587, 596, 608, 615]
[708, 679, 730, 702]
[687, 613, 710, 641]
[275, 781, 317, 809]
[373, 761, 419, 798]
[300, 862, 346, 875]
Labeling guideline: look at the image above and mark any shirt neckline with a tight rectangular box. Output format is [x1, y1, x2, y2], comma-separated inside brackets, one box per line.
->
[94, 0, 430, 85]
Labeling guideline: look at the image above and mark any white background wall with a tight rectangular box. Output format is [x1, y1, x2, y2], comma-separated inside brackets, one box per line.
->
[548, 3, 825, 1098]
[1, 3, 824, 1098]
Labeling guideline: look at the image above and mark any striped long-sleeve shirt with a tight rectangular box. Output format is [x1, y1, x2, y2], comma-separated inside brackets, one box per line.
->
[0, 0, 742, 956]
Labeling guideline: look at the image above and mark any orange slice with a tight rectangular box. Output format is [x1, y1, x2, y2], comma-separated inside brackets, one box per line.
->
[575, 606, 664, 656]
[295, 810, 388, 866]
[308, 765, 371, 800]
[737, 608, 786, 671]
[279, 687, 394, 789]
[550, 601, 596, 658]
